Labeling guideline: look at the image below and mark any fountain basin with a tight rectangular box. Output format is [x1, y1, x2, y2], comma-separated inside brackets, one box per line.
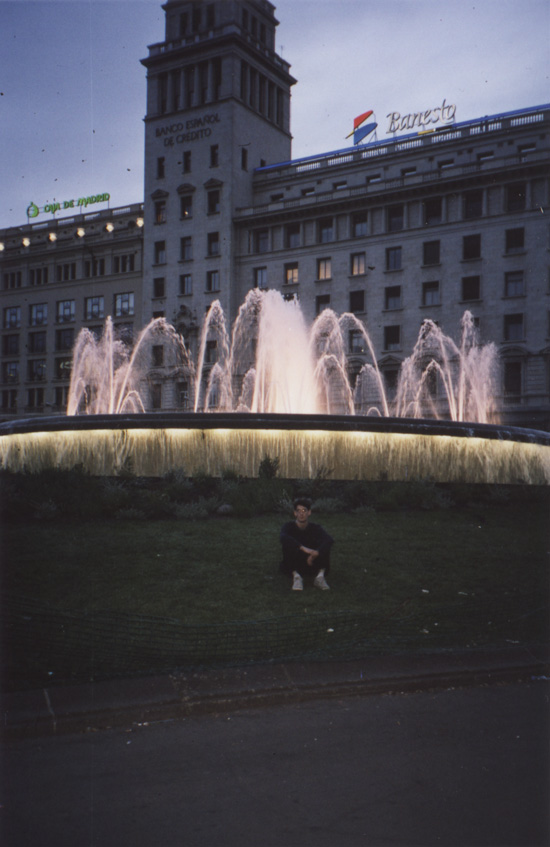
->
[0, 414, 549, 484]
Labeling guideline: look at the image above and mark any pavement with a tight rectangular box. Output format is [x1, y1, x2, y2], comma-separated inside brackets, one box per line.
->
[3, 643, 549, 738]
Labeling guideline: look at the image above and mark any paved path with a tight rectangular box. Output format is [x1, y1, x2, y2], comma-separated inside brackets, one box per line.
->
[2, 679, 549, 847]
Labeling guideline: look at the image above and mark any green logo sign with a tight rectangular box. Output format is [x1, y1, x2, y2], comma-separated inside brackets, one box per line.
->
[27, 193, 111, 219]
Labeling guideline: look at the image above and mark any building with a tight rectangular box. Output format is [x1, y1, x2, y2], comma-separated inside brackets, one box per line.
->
[0, 204, 144, 416]
[1, 0, 549, 428]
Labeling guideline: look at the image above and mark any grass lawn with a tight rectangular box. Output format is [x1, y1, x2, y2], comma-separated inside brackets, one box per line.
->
[2, 492, 548, 689]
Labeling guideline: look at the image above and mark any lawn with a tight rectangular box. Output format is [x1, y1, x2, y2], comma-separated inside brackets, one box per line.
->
[2, 489, 548, 689]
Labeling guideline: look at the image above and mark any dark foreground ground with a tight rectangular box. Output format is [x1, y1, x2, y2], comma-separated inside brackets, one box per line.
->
[2, 679, 549, 847]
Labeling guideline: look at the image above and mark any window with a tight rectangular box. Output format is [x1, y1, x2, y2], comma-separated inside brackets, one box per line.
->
[464, 190, 482, 219]
[153, 278, 165, 298]
[1, 389, 17, 411]
[317, 258, 332, 281]
[207, 190, 220, 215]
[383, 368, 399, 400]
[56, 263, 76, 282]
[29, 267, 48, 286]
[422, 281, 440, 307]
[423, 197, 442, 225]
[55, 329, 74, 352]
[352, 211, 368, 237]
[84, 258, 105, 277]
[386, 247, 402, 271]
[2, 362, 19, 383]
[56, 300, 75, 323]
[384, 325, 401, 351]
[503, 361, 522, 398]
[176, 381, 190, 409]
[205, 340, 217, 363]
[28, 359, 46, 382]
[4, 306, 21, 328]
[285, 223, 300, 249]
[506, 182, 526, 212]
[151, 383, 162, 410]
[463, 234, 481, 260]
[206, 270, 220, 292]
[422, 241, 440, 266]
[284, 263, 298, 285]
[505, 271, 525, 298]
[254, 267, 267, 288]
[113, 254, 135, 274]
[154, 241, 166, 264]
[53, 355, 70, 382]
[156, 156, 165, 179]
[241, 148, 248, 171]
[180, 194, 193, 219]
[385, 286, 401, 310]
[27, 388, 44, 410]
[28, 331, 46, 354]
[183, 151, 191, 173]
[318, 217, 334, 243]
[115, 292, 134, 317]
[254, 229, 269, 253]
[351, 252, 366, 276]
[505, 228, 524, 253]
[152, 345, 164, 367]
[504, 313, 524, 342]
[30, 303, 47, 326]
[316, 294, 331, 315]
[349, 330, 367, 354]
[349, 290, 365, 313]
[179, 274, 192, 295]
[180, 237, 192, 261]
[366, 173, 381, 185]
[85, 296, 104, 321]
[3, 271, 22, 290]
[210, 144, 219, 168]
[2, 335, 19, 356]
[207, 232, 220, 256]
[438, 158, 454, 170]
[154, 200, 166, 224]
[462, 276, 481, 301]
[387, 204, 404, 232]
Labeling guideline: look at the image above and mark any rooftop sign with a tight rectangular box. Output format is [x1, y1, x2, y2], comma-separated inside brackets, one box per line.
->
[26, 192, 111, 219]
[387, 99, 456, 134]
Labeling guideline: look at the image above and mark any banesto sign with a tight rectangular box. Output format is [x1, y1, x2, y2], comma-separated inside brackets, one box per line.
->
[387, 99, 456, 134]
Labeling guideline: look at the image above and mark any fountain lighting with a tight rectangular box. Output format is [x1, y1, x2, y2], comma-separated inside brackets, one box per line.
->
[0, 289, 548, 483]
[0, 413, 549, 484]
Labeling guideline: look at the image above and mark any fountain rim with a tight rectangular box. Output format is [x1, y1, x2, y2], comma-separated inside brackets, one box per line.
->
[0, 413, 549, 446]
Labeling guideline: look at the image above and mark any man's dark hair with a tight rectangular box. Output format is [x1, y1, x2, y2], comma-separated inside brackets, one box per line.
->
[293, 497, 312, 510]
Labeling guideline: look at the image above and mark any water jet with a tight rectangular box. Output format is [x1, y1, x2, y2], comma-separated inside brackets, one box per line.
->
[1, 290, 548, 484]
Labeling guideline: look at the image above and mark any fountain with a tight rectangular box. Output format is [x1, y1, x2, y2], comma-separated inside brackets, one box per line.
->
[0, 289, 549, 484]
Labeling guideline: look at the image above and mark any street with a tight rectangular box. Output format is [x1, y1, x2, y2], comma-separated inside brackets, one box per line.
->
[2, 680, 549, 847]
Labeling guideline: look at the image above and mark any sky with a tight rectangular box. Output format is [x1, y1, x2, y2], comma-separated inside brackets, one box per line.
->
[1, 0, 549, 230]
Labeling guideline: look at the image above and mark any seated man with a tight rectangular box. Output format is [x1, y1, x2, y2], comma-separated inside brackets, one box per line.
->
[280, 497, 333, 591]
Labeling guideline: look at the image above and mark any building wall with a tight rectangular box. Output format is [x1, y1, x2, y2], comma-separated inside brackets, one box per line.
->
[0, 205, 144, 416]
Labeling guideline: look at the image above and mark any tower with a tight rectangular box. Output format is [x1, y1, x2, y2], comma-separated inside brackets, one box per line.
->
[141, 0, 295, 376]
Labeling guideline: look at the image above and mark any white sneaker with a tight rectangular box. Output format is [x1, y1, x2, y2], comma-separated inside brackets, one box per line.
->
[292, 573, 304, 591]
[314, 572, 330, 590]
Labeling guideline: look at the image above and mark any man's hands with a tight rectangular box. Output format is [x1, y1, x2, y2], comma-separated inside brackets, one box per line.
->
[300, 546, 319, 567]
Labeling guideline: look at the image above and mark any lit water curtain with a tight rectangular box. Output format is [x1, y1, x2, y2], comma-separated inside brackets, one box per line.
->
[309, 309, 355, 414]
[338, 312, 390, 417]
[394, 312, 498, 422]
[252, 290, 321, 413]
[194, 301, 232, 411]
[68, 317, 193, 415]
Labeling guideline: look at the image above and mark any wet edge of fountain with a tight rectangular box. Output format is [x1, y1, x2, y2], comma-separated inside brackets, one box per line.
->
[1, 413, 549, 446]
